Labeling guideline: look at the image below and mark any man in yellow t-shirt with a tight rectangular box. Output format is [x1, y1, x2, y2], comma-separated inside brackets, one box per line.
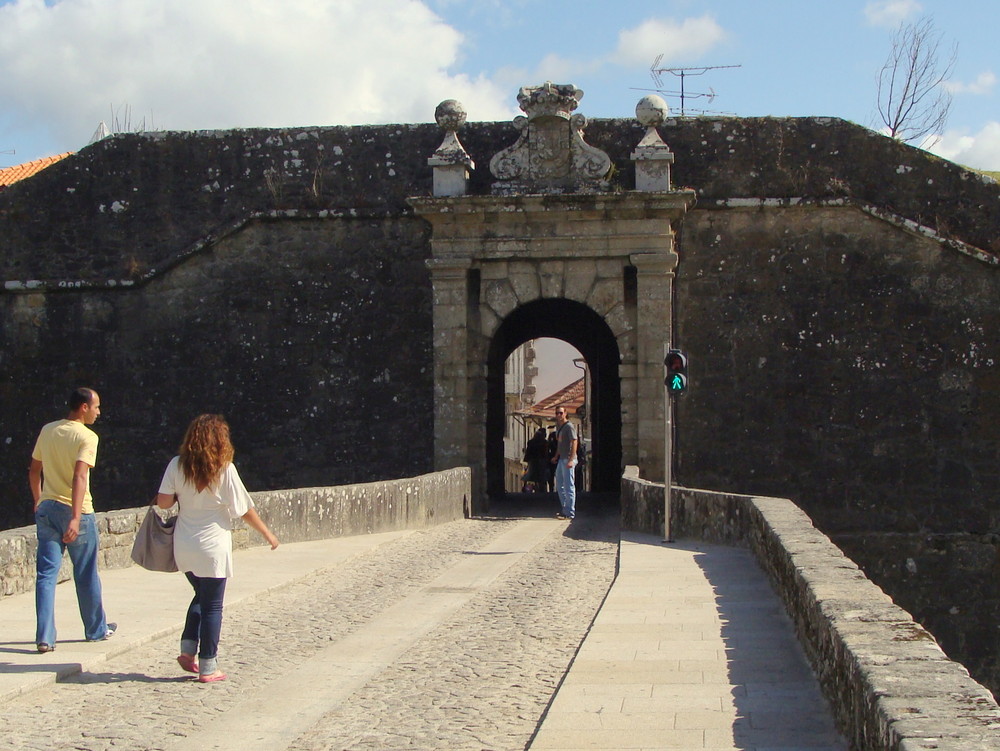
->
[29, 387, 116, 653]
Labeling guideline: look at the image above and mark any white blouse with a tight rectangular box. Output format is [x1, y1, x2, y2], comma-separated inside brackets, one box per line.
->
[157, 456, 254, 578]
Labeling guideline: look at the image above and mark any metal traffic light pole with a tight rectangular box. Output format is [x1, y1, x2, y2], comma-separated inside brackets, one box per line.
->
[663, 343, 674, 543]
[662, 347, 687, 543]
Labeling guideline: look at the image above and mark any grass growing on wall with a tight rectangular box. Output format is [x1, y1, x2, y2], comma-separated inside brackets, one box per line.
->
[969, 166, 999, 182]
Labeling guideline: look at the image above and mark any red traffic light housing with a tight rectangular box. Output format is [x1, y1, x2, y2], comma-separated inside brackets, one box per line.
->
[664, 349, 688, 394]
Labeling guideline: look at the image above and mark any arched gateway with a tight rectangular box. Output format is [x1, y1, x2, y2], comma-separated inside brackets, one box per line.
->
[409, 84, 695, 511]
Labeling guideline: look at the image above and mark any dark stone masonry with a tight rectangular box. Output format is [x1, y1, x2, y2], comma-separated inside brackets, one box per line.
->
[1, 113, 998, 696]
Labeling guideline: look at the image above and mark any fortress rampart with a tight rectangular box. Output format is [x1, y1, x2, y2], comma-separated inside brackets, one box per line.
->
[2, 113, 999, 696]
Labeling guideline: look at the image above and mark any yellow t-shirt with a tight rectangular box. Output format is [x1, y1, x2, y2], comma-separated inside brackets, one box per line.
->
[31, 419, 99, 514]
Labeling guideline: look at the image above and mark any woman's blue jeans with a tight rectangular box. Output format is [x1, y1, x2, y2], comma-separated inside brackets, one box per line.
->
[35, 499, 108, 645]
[181, 572, 227, 675]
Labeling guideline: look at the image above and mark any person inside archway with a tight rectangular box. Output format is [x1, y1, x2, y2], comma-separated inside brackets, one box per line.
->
[546, 429, 558, 492]
[522, 428, 549, 492]
[552, 407, 578, 520]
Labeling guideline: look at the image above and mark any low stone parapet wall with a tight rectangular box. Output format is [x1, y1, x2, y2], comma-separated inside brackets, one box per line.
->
[621, 467, 1000, 750]
[0, 468, 470, 599]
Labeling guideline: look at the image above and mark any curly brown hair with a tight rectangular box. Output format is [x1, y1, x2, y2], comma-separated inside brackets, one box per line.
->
[179, 414, 234, 491]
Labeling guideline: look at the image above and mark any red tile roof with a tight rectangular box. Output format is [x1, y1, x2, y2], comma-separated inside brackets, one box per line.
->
[0, 152, 73, 190]
[516, 377, 585, 419]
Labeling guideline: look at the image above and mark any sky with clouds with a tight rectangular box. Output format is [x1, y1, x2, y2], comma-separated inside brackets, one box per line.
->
[0, 0, 997, 170]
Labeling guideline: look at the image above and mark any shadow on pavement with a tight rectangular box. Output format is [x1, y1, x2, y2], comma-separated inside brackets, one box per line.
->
[70, 671, 191, 685]
[486, 491, 621, 545]
[487, 491, 620, 519]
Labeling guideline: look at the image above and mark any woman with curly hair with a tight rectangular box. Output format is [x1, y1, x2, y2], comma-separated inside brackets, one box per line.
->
[155, 414, 278, 683]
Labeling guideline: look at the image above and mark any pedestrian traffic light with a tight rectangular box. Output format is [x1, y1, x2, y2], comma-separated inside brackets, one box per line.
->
[664, 349, 688, 395]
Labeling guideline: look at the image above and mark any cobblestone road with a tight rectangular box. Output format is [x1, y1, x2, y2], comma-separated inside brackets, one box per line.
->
[1, 508, 619, 751]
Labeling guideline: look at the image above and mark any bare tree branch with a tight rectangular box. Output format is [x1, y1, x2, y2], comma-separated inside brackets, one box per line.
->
[875, 17, 956, 146]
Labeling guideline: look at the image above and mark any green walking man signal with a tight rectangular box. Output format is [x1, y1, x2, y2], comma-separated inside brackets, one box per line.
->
[664, 349, 688, 395]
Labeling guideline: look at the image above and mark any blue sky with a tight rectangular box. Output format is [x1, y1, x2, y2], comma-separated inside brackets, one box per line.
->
[1, 0, 997, 170]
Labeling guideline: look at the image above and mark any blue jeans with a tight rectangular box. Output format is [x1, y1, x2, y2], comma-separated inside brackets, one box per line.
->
[35, 500, 108, 646]
[181, 572, 227, 675]
[556, 459, 576, 519]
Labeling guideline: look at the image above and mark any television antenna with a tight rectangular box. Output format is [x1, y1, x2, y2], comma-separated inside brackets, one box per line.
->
[648, 58, 741, 116]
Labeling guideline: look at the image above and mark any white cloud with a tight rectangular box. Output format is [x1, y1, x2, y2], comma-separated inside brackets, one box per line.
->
[926, 122, 1000, 171]
[487, 15, 726, 113]
[945, 71, 997, 96]
[864, 0, 923, 28]
[0, 0, 513, 153]
[612, 16, 727, 68]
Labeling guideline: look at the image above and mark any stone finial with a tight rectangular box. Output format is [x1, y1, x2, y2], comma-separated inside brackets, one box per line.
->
[516, 82, 583, 120]
[631, 95, 674, 192]
[428, 99, 475, 197]
[489, 82, 612, 195]
[435, 99, 468, 132]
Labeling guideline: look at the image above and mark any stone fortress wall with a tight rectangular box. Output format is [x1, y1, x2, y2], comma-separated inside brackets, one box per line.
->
[1, 101, 999, 693]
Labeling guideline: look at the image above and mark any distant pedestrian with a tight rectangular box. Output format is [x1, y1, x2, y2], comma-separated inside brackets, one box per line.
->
[155, 414, 279, 683]
[546, 429, 558, 492]
[552, 407, 578, 520]
[522, 428, 549, 492]
[29, 387, 116, 653]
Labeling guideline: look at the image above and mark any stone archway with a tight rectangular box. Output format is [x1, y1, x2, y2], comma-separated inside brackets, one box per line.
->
[408, 83, 695, 511]
[487, 299, 623, 499]
[410, 192, 692, 510]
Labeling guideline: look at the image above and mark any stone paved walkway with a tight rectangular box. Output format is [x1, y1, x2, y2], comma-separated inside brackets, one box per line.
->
[531, 532, 847, 750]
[0, 504, 846, 750]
